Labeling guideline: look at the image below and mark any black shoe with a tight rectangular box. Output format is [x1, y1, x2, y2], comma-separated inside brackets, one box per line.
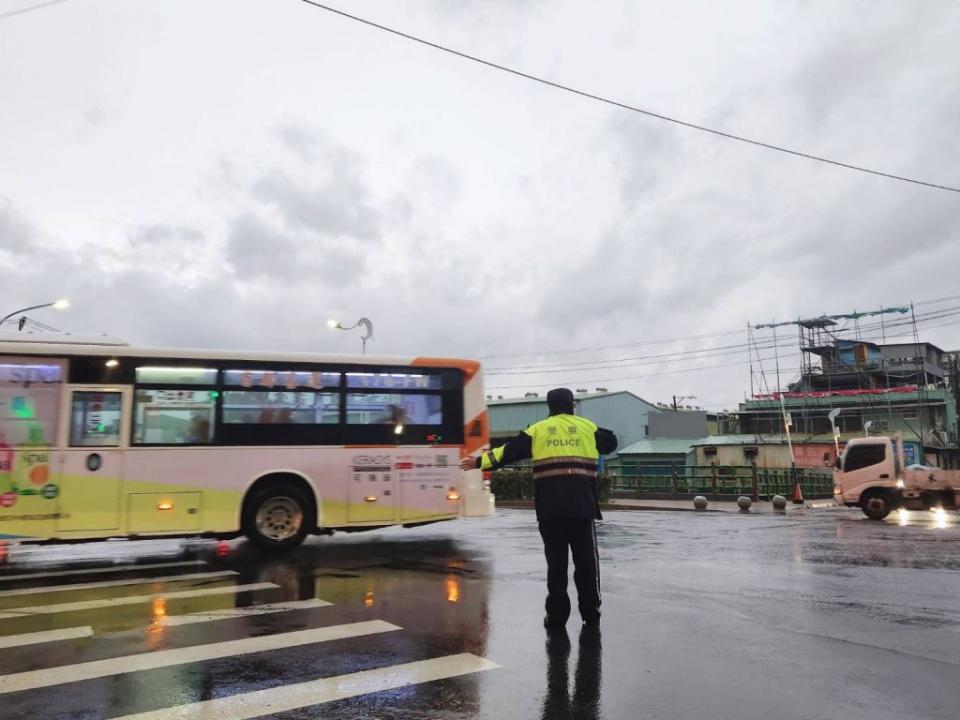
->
[544, 615, 567, 630]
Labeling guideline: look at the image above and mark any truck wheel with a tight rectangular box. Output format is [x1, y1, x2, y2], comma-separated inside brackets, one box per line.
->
[243, 483, 311, 550]
[860, 490, 893, 520]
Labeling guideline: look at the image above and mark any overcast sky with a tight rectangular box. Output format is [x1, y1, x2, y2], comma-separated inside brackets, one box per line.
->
[1, 0, 959, 409]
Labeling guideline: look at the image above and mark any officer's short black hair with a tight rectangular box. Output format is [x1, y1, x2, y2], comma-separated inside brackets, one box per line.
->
[547, 388, 575, 416]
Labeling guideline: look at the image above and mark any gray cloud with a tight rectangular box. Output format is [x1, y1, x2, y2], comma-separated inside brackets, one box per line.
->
[226, 211, 366, 288]
[252, 169, 381, 243]
[3, 1, 960, 409]
[0, 198, 35, 256]
[128, 224, 203, 248]
[277, 125, 317, 163]
[226, 212, 303, 279]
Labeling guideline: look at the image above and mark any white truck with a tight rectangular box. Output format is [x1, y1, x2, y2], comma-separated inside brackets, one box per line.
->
[834, 434, 959, 519]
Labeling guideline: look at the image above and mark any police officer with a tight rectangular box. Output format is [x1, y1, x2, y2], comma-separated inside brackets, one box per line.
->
[461, 387, 617, 628]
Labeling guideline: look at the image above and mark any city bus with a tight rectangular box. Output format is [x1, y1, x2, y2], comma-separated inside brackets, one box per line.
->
[0, 334, 494, 550]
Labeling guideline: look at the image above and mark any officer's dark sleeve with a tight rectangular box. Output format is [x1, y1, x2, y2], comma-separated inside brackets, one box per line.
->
[595, 427, 618, 455]
[475, 431, 533, 470]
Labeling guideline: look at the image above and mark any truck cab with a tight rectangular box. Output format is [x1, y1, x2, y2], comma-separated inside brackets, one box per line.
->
[835, 435, 959, 519]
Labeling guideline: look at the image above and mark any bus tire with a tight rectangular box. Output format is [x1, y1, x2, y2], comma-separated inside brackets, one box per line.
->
[243, 483, 311, 550]
[860, 489, 893, 521]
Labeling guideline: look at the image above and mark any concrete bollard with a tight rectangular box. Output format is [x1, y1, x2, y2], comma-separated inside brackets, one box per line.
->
[772, 495, 787, 511]
[693, 495, 708, 510]
[737, 496, 752, 511]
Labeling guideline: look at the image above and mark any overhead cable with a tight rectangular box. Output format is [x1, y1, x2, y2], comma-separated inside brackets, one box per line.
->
[300, 1, 960, 194]
[0, 0, 70, 20]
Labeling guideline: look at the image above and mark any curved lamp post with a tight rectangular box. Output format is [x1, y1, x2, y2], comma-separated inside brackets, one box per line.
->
[0, 299, 70, 330]
[328, 317, 373, 355]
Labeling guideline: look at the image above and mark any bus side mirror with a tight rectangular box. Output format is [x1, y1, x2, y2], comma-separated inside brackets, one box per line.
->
[834, 457, 842, 470]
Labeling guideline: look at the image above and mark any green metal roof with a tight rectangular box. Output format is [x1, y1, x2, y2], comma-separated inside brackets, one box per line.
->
[618, 438, 699, 455]
[487, 390, 655, 406]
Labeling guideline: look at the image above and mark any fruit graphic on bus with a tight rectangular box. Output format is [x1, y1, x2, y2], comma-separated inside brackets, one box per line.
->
[30, 464, 50, 486]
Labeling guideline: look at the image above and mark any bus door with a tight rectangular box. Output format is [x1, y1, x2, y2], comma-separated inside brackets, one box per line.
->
[57, 387, 130, 532]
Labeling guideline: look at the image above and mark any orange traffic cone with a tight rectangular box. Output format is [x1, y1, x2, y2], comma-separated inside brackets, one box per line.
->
[792, 483, 804, 504]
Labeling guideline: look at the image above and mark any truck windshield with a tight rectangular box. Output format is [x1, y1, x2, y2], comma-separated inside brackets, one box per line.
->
[843, 444, 886, 472]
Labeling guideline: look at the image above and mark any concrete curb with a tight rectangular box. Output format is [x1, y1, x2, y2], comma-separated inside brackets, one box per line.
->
[495, 500, 721, 513]
[495, 500, 840, 514]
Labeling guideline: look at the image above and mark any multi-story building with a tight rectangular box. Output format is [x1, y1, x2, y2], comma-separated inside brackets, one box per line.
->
[740, 325, 959, 464]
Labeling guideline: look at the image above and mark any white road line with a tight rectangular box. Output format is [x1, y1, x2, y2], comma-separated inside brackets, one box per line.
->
[161, 598, 332, 627]
[0, 626, 94, 649]
[0, 561, 206, 583]
[0, 571, 238, 598]
[0, 620, 401, 694]
[110, 653, 500, 720]
[0, 582, 279, 619]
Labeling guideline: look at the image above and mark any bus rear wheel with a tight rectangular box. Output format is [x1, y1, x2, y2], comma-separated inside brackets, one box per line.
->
[243, 483, 310, 550]
[860, 490, 894, 521]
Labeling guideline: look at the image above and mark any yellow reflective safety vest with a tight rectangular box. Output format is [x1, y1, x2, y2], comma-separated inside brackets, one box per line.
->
[481, 413, 602, 519]
[526, 414, 600, 478]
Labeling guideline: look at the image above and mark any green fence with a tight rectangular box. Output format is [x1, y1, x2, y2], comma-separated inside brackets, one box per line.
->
[490, 464, 834, 502]
[606, 464, 834, 499]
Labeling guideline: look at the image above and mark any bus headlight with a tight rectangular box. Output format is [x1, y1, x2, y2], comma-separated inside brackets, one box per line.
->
[896, 479, 905, 489]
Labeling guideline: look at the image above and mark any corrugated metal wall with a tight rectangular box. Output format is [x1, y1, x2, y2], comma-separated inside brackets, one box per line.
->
[488, 392, 658, 454]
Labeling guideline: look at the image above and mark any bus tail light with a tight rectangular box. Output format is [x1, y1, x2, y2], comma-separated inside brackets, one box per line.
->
[157, 501, 174, 511]
[446, 490, 460, 501]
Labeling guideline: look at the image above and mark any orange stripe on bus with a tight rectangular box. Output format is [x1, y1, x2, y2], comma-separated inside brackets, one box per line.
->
[411, 357, 481, 380]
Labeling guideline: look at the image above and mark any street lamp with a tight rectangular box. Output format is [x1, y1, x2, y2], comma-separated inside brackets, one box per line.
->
[828, 408, 842, 455]
[328, 317, 373, 354]
[0, 299, 70, 330]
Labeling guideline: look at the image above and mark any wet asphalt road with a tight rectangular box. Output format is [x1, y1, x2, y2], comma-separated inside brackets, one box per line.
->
[0, 506, 958, 720]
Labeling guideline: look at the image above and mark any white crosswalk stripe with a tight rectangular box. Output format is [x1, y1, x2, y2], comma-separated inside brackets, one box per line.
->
[0, 626, 94, 649]
[0, 620, 401, 694]
[0, 582, 279, 618]
[0, 560, 500, 717]
[160, 598, 332, 627]
[0, 570, 237, 598]
[0, 561, 207, 583]
[109, 653, 500, 720]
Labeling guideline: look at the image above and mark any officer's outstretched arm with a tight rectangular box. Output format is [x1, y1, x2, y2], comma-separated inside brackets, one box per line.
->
[474, 431, 533, 471]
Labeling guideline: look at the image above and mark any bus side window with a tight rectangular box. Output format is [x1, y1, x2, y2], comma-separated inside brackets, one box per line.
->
[133, 389, 216, 445]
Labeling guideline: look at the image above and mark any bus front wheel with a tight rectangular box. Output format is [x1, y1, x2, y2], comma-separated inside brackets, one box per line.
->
[243, 483, 310, 550]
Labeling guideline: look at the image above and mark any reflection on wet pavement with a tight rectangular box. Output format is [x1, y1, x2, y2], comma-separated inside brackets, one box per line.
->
[0, 506, 957, 719]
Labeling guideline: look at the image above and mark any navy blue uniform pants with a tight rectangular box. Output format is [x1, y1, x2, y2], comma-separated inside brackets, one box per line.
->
[538, 518, 601, 622]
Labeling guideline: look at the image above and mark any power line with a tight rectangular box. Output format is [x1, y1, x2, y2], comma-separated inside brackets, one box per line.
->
[482, 295, 959, 364]
[485, 340, 774, 374]
[482, 308, 960, 392]
[300, 1, 960, 194]
[484, 306, 960, 376]
[480, 328, 747, 360]
[485, 354, 803, 391]
[0, 0, 70, 20]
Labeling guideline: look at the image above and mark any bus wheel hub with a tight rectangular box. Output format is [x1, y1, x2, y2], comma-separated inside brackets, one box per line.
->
[256, 497, 302, 541]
